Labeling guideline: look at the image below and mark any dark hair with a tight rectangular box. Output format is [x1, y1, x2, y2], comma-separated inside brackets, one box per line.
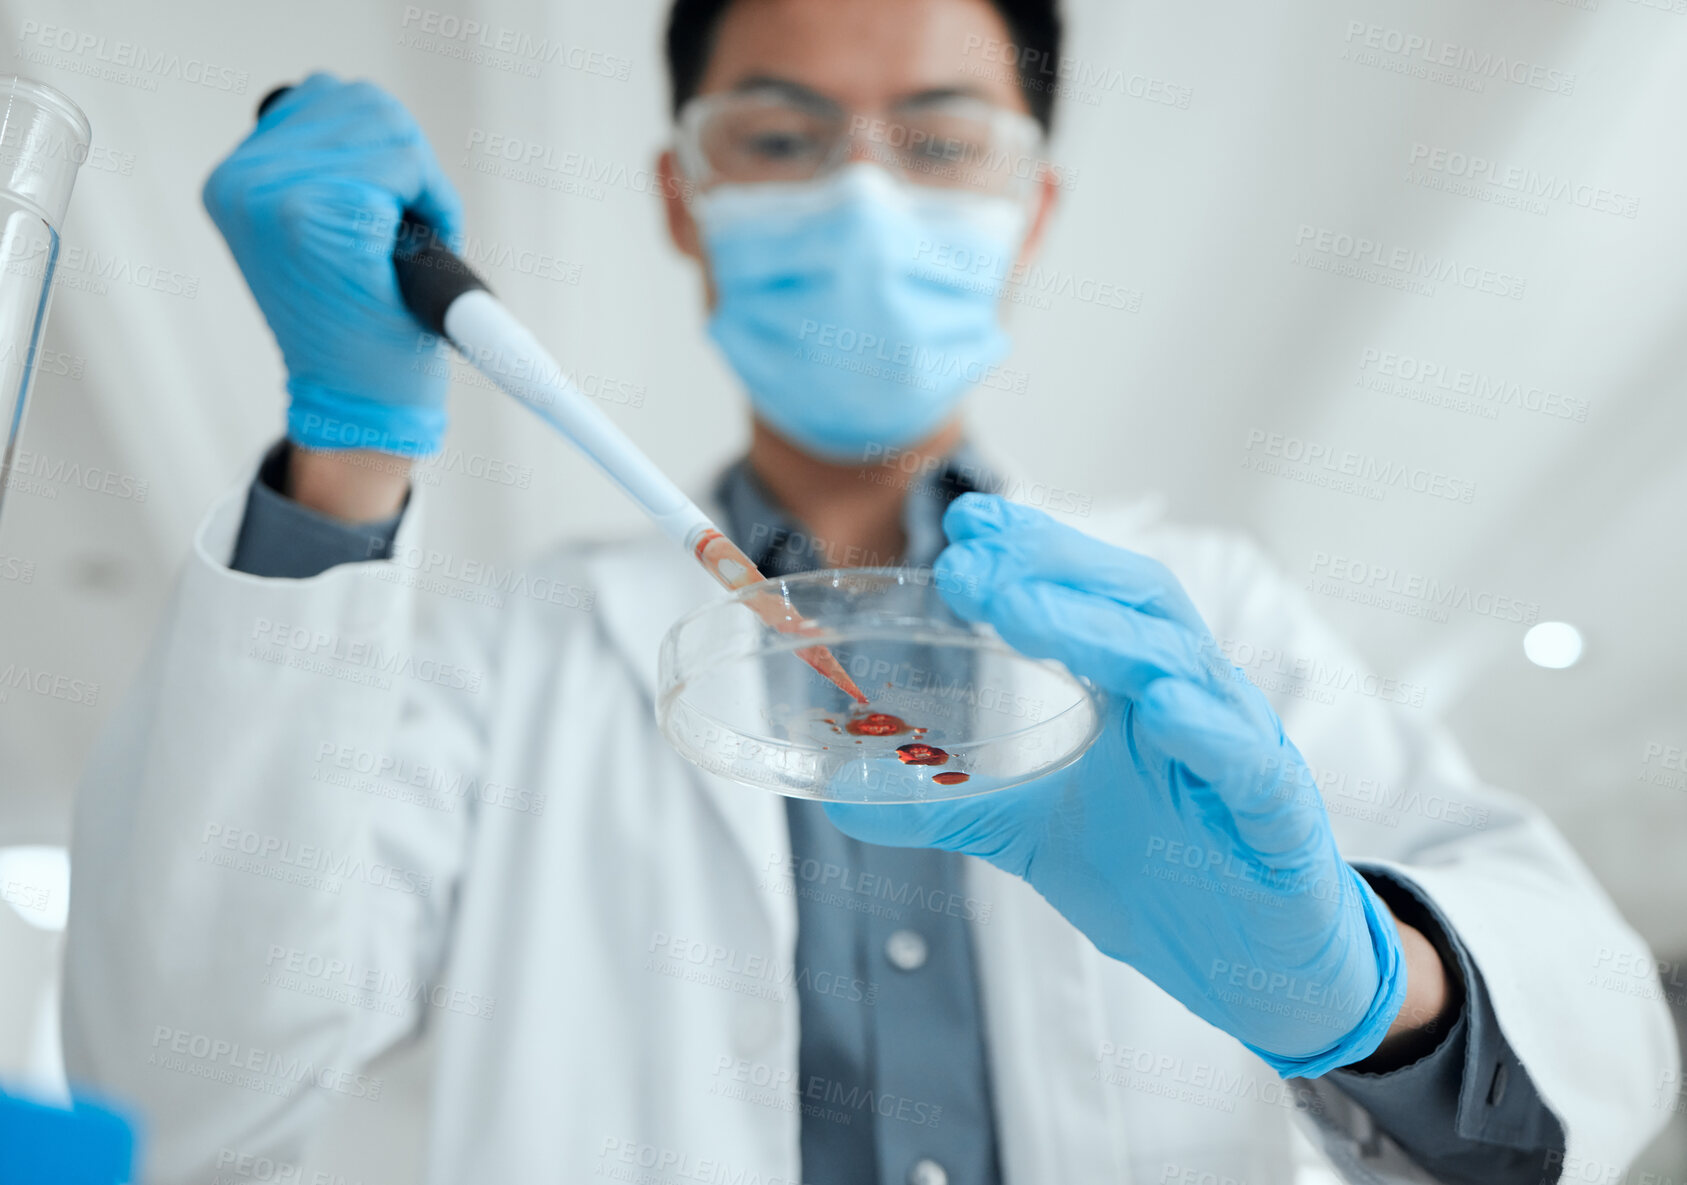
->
[665, 0, 1063, 132]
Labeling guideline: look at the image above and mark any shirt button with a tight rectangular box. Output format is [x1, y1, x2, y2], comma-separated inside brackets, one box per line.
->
[907, 1158, 948, 1185]
[884, 928, 929, 972]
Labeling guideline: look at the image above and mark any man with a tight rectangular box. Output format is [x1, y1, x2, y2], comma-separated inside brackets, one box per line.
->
[63, 1, 1675, 1182]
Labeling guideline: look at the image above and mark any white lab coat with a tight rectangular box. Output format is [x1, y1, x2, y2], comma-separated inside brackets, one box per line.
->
[63, 464, 1676, 1185]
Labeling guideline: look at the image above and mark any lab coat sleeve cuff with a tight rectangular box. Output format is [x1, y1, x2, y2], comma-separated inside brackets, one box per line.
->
[1323, 866, 1567, 1183]
[228, 439, 408, 579]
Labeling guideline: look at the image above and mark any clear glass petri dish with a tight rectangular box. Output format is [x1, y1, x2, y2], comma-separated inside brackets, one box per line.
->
[657, 567, 1104, 803]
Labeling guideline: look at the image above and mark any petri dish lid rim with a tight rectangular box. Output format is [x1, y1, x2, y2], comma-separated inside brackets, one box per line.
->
[659, 627, 1055, 698]
[662, 564, 962, 642]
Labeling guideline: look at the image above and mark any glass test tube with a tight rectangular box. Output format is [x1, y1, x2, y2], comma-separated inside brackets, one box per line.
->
[0, 76, 89, 526]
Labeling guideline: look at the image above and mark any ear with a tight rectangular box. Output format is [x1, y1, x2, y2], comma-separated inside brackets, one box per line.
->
[658, 149, 703, 261]
[1014, 166, 1063, 269]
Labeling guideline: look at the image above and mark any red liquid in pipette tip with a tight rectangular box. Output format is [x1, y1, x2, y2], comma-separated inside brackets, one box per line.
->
[692, 529, 868, 704]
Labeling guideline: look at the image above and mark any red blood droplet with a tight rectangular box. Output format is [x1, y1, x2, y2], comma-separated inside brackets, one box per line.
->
[895, 743, 949, 766]
[846, 712, 909, 737]
[932, 771, 970, 785]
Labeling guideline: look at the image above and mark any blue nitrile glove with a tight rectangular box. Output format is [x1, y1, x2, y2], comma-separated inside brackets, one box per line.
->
[202, 73, 463, 456]
[0, 1087, 136, 1183]
[825, 494, 1408, 1077]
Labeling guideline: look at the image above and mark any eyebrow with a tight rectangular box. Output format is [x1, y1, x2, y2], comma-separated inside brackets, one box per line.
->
[728, 76, 842, 113]
[898, 84, 998, 108]
[728, 74, 1000, 112]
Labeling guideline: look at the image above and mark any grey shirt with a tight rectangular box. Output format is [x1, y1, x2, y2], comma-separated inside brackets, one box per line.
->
[718, 457, 1002, 1185]
[230, 441, 1566, 1185]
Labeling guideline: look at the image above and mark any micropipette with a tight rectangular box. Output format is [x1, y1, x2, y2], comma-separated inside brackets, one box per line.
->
[254, 86, 870, 706]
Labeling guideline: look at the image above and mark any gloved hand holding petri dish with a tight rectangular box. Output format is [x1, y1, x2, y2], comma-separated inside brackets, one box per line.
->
[656, 559, 1106, 804]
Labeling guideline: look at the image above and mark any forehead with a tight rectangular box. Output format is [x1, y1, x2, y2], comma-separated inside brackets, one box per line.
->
[695, 0, 1026, 114]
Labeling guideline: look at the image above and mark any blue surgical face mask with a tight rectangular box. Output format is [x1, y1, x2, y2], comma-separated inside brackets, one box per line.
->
[693, 165, 1029, 462]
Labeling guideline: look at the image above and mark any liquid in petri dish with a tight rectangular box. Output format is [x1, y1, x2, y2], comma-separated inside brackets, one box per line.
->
[845, 712, 911, 737]
[895, 743, 950, 766]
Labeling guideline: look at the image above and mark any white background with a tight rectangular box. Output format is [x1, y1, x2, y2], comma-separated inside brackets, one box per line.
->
[0, 0, 1682, 1171]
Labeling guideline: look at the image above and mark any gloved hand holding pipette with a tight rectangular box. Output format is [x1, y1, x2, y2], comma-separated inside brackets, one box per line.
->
[825, 494, 1415, 1077]
[203, 73, 463, 457]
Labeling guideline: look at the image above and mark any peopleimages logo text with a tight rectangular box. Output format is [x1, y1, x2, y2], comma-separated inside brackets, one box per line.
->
[1342, 23, 1576, 95]
[16, 21, 249, 92]
[1295, 226, 1525, 300]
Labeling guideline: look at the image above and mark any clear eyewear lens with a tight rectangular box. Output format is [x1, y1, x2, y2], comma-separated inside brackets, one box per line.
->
[694, 97, 847, 185]
[682, 93, 1046, 197]
[851, 108, 1041, 195]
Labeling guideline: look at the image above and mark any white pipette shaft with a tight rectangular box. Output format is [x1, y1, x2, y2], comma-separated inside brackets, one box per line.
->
[437, 288, 870, 704]
[441, 289, 716, 551]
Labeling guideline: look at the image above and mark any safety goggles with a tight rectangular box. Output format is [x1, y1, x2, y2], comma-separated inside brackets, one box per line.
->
[675, 84, 1049, 200]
